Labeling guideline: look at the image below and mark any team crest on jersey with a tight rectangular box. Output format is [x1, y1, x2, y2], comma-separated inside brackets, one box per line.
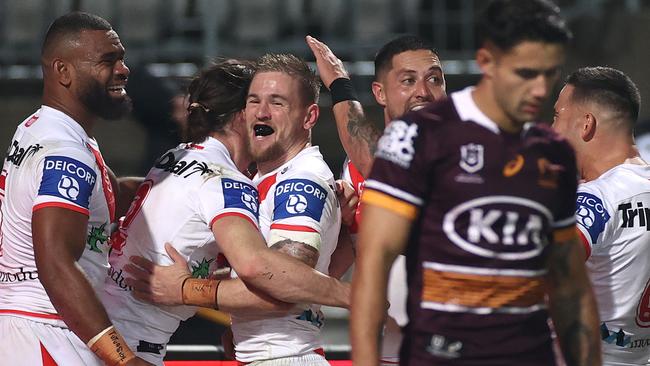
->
[459, 143, 484, 174]
[38, 156, 97, 208]
[376, 120, 418, 169]
[426, 334, 463, 359]
[575, 192, 610, 244]
[222, 178, 259, 218]
[273, 178, 327, 221]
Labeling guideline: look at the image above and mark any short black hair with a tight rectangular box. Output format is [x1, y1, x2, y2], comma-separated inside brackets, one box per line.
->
[374, 35, 439, 81]
[256, 53, 320, 105]
[42, 12, 112, 56]
[566, 66, 641, 130]
[185, 59, 256, 143]
[477, 0, 572, 51]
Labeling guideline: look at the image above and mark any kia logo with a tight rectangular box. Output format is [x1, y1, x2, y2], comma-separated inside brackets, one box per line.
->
[442, 196, 552, 260]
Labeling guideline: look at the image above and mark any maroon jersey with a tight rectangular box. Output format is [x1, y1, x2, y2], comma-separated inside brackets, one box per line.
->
[362, 87, 578, 365]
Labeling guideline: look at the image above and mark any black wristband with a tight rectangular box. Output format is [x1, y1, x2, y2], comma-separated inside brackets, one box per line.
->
[329, 77, 358, 106]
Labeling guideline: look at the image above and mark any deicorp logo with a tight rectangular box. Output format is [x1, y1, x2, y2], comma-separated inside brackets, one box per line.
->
[222, 178, 259, 218]
[576, 192, 610, 243]
[274, 179, 327, 221]
[38, 156, 96, 208]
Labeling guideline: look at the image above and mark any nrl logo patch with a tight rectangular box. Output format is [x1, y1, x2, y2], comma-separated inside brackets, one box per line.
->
[459, 143, 484, 174]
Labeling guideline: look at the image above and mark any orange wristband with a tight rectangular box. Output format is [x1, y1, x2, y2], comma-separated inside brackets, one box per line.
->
[182, 277, 221, 309]
[87, 325, 135, 366]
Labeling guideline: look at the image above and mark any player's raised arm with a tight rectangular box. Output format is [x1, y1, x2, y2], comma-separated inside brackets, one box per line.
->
[306, 35, 381, 177]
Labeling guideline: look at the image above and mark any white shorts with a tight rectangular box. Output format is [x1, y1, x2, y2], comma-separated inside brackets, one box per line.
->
[245, 352, 329, 365]
[0, 315, 101, 366]
[112, 317, 166, 366]
[382, 255, 408, 364]
[380, 315, 402, 365]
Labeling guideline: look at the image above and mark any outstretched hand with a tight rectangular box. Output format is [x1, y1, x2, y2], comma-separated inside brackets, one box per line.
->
[124, 243, 191, 306]
[306, 35, 349, 88]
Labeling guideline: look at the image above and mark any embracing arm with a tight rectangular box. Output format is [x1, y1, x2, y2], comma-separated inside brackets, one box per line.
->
[33, 208, 111, 342]
[219, 232, 324, 314]
[350, 203, 412, 366]
[307, 36, 382, 177]
[33, 208, 149, 365]
[216, 216, 349, 307]
[546, 229, 601, 366]
[125, 216, 349, 309]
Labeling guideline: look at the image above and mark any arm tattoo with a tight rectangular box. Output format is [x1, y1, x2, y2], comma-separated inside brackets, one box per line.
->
[271, 239, 319, 268]
[346, 101, 381, 155]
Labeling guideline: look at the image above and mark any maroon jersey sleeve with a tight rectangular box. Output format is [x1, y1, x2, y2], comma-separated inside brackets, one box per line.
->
[538, 127, 578, 230]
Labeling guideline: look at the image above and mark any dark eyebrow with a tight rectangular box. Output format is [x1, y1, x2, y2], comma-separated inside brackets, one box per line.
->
[100, 50, 123, 61]
[396, 65, 443, 76]
[269, 94, 290, 102]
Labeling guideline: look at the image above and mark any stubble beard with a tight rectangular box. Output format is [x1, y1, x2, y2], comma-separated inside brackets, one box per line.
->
[79, 77, 132, 120]
[249, 140, 285, 169]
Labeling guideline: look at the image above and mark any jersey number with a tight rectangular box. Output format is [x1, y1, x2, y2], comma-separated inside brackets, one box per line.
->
[0, 169, 7, 257]
[636, 278, 650, 327]
[109, 179, 153, 257]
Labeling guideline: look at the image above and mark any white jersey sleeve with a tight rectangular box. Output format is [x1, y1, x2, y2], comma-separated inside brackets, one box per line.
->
[575, 185, 613, 258]
[32, 144, 98, 216]
[199, 177, 259, 229]
[267, 171, 334, 252]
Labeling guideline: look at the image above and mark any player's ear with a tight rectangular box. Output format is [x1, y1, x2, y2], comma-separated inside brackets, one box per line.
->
[231, 110, 246, 134]
[476, 46, 496, 78]
[371, 81, 387, 108]
[303, 103, 319, 130]
[581, 112, 597, 142]
[53, 59, 72, 87]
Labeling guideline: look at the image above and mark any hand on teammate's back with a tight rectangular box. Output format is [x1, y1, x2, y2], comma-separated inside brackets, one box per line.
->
[124, 243, 191, 306]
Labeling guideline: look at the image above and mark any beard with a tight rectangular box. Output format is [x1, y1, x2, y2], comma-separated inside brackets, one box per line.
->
[78, 77, 132, 120]
[249, 139, 285, 165]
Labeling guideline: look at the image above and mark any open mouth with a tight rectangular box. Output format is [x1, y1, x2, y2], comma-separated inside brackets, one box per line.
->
[107, 85, 126, 97]
[254, 124, 275, 137]
[409, 103, 428, 112]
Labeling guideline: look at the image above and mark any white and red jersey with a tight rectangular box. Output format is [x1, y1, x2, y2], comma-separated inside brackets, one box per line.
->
[341, 157, 365, 234]
[575, 163, 650, 364]
[341, 157, 408, 365]
[101, 137, 258, 362]
[231, 146, 341, 363]
[0, 106, 114, 327]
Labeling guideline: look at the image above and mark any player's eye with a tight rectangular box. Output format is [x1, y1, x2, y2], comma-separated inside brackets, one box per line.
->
[515, 69, 540, 80]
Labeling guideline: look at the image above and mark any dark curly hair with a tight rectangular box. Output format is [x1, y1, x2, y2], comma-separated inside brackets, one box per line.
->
[185, 59, 255, 143]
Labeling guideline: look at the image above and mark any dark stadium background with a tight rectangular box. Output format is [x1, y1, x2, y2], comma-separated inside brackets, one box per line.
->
[0, 0, 648, 362]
